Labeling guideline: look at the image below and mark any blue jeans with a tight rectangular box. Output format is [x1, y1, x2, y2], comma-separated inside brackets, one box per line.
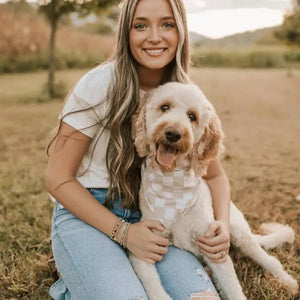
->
[49, 188, 220, 300]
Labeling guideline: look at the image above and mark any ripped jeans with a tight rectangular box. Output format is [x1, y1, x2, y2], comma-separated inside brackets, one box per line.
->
[49, 188, 220, 300]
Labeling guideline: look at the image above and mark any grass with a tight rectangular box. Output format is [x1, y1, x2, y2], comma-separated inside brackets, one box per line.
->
[0, 69, 88, 105]
[0, 68, 299, 299]
[0, 101, 59, 299]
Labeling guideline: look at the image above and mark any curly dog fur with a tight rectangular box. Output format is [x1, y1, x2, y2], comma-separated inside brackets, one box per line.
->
[130, 82, 298, 300]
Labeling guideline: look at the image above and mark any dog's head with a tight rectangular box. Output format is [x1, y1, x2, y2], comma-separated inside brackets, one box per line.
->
[132, 82, 224, 176]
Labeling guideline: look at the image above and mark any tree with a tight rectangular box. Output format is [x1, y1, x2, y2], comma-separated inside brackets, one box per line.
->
[275, 0, 300, 45]
[38, 0, 118, 98]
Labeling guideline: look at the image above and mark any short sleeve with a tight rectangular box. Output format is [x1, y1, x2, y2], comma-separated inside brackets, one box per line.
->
[59, 64, 113, 138]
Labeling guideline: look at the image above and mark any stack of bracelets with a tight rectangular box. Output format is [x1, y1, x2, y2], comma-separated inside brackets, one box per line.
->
[110, 217, 130, 249]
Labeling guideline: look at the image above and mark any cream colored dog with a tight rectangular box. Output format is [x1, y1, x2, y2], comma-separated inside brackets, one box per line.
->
[130, 82, 298, 300]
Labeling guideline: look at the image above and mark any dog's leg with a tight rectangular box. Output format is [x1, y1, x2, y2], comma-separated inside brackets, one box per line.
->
[252, 222, 295, 250]
[204, 256, 247, 300]
[175, 240, 246, 300]
[170, 197, 246, 300]
[230, 203, 299, 295]
[129, 254, 172, 300]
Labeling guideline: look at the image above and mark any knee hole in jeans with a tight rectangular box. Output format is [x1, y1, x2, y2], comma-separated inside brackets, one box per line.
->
[189, 290, 219, 300]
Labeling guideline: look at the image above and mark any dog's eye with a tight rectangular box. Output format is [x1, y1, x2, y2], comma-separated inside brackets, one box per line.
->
[161, 104, 169, 112]
[188, 113, 196, 121]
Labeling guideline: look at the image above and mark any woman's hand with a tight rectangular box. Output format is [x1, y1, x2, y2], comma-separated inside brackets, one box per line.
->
[126, 220, 169, 264]
[195, 221, 230, 263]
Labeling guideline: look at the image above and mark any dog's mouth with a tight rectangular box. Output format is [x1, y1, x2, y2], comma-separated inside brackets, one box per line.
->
[155, 143, 178, 168]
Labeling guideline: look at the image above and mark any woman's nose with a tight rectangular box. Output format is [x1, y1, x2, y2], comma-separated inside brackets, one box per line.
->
[147, 27, 162, 43]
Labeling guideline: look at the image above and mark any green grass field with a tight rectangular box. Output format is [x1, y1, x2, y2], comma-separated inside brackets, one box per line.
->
[0, 68, 299, 299]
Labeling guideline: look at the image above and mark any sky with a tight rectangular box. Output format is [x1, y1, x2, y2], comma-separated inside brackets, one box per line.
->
[183, 0, 293, 38]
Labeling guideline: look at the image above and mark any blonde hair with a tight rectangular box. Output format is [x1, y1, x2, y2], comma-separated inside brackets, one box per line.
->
[48, 0, 191, 210]
[105, 0, 191, 210]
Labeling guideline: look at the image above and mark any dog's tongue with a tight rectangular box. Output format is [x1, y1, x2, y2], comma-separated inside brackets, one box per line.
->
[156, 144, 176, 167]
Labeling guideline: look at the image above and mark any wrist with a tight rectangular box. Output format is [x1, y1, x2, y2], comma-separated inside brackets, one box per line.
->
[216, 219, 230, 233]
[109, 217, 131, 249]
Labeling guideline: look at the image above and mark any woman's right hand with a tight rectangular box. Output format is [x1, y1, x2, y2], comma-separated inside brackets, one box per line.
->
[126, 220, 169, 264]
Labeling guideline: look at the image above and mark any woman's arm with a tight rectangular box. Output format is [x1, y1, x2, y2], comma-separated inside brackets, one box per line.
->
[46, 122, 169, 264]
[46, 122, 120, 236]
[196, 159, 231, 263]
[204, 159, 230, 229]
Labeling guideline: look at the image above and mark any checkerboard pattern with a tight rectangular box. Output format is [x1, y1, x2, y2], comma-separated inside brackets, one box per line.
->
[142, 159, 201, 228]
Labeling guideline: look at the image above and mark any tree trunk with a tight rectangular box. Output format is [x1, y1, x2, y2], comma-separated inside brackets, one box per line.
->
[48, 1, 57, 98]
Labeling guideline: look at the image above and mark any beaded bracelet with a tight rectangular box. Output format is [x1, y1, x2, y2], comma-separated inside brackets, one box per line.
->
[120, 222, 130, 249]
[110, 217, 124, 242]
[110, 217, 130, 249]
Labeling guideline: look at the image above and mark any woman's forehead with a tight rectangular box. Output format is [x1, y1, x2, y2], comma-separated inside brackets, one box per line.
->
[133, 0, 174, 18]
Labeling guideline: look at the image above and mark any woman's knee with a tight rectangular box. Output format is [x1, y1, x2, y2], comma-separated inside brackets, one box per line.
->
[156, 247, 220, 300]
[50, 213, 148, 299]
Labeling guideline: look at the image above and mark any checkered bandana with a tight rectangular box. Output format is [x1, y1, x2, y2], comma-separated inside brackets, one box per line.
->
[141, 159, 201, 228]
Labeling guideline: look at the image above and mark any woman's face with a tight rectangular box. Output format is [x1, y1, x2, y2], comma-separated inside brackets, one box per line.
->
[129, 0, 179, 72]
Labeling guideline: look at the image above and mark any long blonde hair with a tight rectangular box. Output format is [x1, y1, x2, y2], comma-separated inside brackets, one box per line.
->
[48, 0, 191, 210]
[105, 0, 191, 210]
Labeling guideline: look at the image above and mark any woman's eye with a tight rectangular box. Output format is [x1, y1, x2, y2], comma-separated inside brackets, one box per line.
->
[162, 22, 176, 29]
[161, 104, 169, 112]
[188, 113, 196, 121]
[133, 23, 147, 30]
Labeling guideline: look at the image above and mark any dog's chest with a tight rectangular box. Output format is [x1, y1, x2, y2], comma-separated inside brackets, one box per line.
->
[141, 161, 202, 228]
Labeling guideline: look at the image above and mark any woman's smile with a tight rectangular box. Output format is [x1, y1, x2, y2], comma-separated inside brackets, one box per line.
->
[143, 48, 168, 56]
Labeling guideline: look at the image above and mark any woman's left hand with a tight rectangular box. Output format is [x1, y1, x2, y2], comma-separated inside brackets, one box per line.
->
[195, 221, 230, 263]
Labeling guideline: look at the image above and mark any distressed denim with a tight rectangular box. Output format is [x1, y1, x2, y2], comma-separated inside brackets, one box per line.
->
[49, 188, 220, 300]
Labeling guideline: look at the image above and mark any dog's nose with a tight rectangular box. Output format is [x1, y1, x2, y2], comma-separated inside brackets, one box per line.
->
[165, 128, 181, 143]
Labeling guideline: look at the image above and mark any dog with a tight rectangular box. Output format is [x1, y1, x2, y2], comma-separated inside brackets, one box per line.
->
[129, 82, 299, 300]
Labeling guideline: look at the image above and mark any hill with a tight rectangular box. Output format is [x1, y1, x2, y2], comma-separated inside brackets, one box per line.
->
[189, 31, 210, 44]
[193, 26, 281, 48]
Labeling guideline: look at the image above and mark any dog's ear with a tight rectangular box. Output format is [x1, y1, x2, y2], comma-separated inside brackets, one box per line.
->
[131, 94, 149, 157]
[191, 114, 224, 176]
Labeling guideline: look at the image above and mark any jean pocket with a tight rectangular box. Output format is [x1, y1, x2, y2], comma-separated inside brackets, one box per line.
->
[53, 201, 79, 227]
[53, 206, 72, 222]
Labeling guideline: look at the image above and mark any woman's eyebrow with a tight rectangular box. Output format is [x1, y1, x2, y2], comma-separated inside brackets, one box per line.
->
[133, 16, 175, 21]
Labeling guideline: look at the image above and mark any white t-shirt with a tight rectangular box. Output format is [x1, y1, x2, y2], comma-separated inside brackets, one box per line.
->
[49, 61, 146, 203]
[59, 61, 114, 188]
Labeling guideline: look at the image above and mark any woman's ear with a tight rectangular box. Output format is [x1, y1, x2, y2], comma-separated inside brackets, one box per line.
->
[191, 114, 224, 176]
[131, 94, 149, 157]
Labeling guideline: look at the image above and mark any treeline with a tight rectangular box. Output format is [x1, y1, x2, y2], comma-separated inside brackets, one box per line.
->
[0, 51, 104, 73]
[191, 47, 300, 69]
[2, 46, 300, 73]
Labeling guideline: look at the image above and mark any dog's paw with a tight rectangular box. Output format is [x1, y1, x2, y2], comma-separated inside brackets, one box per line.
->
[286, 279, 299, 296]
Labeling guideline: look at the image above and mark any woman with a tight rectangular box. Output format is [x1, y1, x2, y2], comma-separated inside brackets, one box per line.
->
[46, 0, 230, 299]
